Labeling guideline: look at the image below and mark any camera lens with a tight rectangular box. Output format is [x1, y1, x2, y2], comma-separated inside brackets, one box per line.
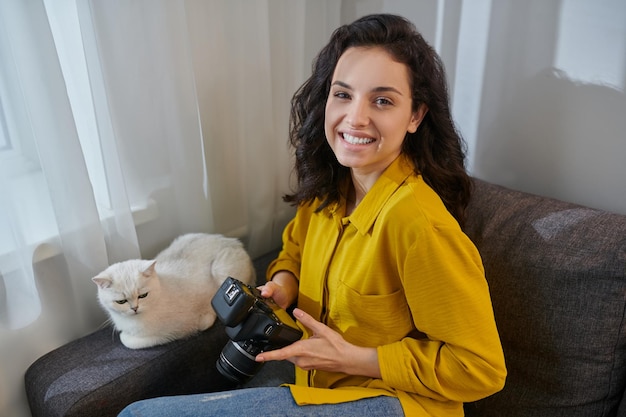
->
[216, 340, 264, 384]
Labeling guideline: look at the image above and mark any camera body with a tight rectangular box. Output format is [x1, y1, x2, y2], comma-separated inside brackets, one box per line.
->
[211, 276, 302, 384]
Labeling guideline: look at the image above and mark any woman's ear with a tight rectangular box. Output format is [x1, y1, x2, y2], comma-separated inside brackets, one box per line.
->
[408, 103, 429, 133]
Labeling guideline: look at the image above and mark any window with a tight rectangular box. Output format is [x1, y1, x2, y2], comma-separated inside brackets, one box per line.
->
[0, 1, 113, 261]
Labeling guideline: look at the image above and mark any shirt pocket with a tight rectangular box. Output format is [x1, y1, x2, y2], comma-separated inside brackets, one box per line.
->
[332, 282, 413, 347]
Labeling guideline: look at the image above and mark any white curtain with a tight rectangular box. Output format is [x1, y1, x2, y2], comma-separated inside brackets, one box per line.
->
[0, 1, 137, 414]
[0, 1, 339, 416]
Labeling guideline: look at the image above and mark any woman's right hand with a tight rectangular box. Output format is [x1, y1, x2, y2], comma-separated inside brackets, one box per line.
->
[258, 270, 299, 310]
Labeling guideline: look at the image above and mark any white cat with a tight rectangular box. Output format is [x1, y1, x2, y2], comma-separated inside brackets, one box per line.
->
[92, 233, 256, 349]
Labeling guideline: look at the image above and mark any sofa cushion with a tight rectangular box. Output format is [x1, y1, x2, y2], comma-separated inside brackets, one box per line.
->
[463, 179, 626, 417]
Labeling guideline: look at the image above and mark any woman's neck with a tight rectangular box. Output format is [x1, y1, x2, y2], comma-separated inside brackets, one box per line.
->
[346, 171, 375, 215]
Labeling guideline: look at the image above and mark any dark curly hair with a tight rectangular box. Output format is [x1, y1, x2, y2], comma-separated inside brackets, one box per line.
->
[285, 13, 471, 225]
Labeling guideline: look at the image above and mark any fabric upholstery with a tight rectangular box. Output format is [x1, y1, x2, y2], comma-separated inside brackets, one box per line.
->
[463, 179, 626, 417]
[25, 323, 234, 417]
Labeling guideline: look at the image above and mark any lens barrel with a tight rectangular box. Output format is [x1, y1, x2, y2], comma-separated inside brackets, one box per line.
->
[216, 340, 264, 384]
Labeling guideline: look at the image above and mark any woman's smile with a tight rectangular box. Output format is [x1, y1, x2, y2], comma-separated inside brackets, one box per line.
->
[341, 132, 375, 145]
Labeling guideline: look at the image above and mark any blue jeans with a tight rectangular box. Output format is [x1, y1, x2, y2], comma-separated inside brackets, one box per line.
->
[117, 387, 404, 417]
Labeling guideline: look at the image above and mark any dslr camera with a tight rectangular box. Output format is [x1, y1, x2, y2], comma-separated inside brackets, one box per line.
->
[211, 276, 302, 384]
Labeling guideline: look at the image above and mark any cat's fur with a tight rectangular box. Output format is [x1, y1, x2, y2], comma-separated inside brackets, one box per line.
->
[92, 233, 255, 349]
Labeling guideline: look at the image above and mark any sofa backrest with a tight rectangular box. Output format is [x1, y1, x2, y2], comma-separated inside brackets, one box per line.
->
[463, 178, 626, 417]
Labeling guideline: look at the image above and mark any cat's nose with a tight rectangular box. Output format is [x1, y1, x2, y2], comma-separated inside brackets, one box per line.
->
[131, 306, 138, 313]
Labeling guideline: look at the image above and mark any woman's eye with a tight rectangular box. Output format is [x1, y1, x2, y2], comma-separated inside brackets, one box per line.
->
[334, 91, 350, 99]
[375, 97, 392, 106]
[115, 299, 127, 305]
[138, 292, 149, 299]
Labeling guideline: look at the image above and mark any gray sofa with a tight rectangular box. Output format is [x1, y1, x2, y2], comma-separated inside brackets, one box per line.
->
[25, 178, 626, 416]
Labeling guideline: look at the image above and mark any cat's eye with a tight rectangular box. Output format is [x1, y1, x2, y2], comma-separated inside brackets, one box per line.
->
[138, 292, 149, 299]
[115, 300, 128, 305]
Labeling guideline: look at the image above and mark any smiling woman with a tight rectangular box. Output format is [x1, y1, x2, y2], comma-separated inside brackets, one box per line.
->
[118, 13, 506, 417]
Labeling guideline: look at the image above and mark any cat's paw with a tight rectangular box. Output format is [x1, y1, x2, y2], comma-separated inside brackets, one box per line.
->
[120, 332, 163, 349]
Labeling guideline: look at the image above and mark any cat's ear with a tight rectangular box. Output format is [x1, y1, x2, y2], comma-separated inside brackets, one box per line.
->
[142, 261, 157, 278]
[92, 275, 112, 289]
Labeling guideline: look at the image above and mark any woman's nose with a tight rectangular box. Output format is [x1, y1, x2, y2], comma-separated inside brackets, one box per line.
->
[346, 99, 369, 127]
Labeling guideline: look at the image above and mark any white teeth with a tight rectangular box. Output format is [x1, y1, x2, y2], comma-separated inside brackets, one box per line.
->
[343, 133, 374, 145]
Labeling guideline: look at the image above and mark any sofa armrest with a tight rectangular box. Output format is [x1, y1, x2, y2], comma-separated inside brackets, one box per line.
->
[25, 322, 234, 417]
[25, 249, 287, 417]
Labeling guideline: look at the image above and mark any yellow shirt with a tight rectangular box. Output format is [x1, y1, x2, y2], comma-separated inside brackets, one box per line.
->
[267, 155, 506, 416]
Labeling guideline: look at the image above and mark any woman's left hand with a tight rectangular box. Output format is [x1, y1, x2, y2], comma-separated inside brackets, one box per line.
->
[255, 308, 381, 379]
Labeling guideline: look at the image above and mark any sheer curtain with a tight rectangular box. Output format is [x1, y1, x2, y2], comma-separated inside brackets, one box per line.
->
[0, 1, 339, 416]
[0, 1, 136, 415]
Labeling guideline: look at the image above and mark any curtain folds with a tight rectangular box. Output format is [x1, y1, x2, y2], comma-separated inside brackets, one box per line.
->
[0, 1, 339, 416]
[0, 0, 133, 415]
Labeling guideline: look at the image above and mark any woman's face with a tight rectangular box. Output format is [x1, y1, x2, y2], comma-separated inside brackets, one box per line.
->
[325, 46, 426, 177]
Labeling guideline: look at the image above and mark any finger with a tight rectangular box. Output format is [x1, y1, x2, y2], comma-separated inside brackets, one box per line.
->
[258, 286, 270, 298]
[255, 344, 297, 362]
[292, 308, 328, 335]
[257, 282, 275, 298]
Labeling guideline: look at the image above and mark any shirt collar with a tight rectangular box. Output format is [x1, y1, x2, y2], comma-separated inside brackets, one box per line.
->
[337, 155, 416, 234]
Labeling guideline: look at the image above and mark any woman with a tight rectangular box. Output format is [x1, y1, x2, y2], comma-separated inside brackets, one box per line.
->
[119, 13, 505, 417]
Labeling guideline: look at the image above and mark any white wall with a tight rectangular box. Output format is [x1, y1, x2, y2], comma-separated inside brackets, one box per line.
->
[464, 0, 626, 215]
[344, 0, 626, 215]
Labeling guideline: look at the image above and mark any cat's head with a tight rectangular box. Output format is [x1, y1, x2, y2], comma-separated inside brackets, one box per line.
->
[92, 260, 161, 317]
